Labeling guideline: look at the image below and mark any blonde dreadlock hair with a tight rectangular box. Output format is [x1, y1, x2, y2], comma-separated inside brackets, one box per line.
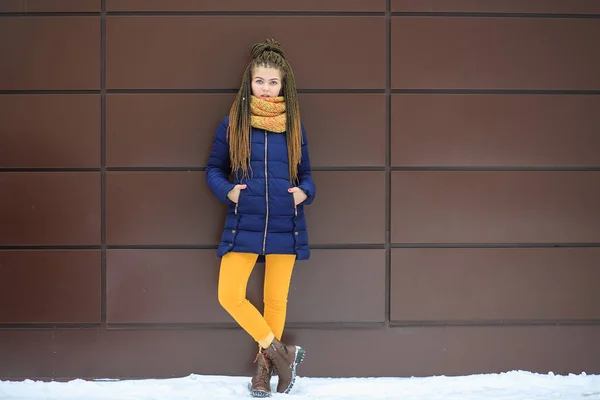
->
[227, 38, 302, 184]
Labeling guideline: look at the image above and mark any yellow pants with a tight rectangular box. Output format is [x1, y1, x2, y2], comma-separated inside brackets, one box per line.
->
[218, 252, 296, 348]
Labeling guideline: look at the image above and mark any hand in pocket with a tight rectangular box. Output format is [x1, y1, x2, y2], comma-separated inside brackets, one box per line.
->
[288, 187, 307, 206]
[227, 184, 247, 204]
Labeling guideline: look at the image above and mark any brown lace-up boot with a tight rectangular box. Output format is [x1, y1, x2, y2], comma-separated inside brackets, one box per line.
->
[250, 351, 272, 398]
[263, 337, 305, 394]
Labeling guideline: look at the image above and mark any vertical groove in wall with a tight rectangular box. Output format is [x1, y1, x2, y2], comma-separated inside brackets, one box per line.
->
[385, 0, 392, 324]
[100, 0, 107, 326]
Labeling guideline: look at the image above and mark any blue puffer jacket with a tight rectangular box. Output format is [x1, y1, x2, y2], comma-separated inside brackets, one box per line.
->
[206, 116, 315, 260]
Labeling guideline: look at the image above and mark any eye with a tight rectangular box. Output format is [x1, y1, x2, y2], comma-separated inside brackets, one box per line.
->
[255, 79, 263, 84]
[270, 81, 279, 85]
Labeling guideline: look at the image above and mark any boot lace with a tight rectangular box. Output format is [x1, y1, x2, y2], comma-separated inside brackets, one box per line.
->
[253, 353, 271, 386]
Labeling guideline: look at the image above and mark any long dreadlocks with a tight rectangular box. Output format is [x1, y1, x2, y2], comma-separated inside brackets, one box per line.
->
[227, 39, 302, 184]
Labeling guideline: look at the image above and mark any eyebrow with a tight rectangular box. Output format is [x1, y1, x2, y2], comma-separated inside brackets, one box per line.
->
[254, 76, 280, 81]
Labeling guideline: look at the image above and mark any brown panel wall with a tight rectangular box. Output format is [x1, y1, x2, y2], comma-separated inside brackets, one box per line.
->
[0, 0, 100, 12]
[107, 0, 386, 11]
[106, 94, 234, 168]
[308, 172, 386, 244]
[301, 94, 387, 167]
[106, 171, 385, 246]
[107, 16, 386, 89]
[287, 249, 386, 323]
[391, 94, 600, 167]
[391, 248, 600, 322]
[392, 0, 600, 13]
[2, 1, 600, 381]
[391, 171, 600, 243]
[0, 173, 101, 246]
[1, 326, 599, 379]
[0, 17, 100, 90]
[107, 249, 385, 324]
[107, 249, 228, 323]
[107, 94, 385, 168]
[0, 331, 56, 379]
[106, 172, 222, 245]
[0, 95, 100, 168]
[289, 326, 600, 377]
[0, 251, 101, 323]
[391, 17, 600, 89]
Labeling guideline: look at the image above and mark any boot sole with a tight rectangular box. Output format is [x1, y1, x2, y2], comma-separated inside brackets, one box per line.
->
[281, 346, 305, 394]
[248, 383, 271, 398]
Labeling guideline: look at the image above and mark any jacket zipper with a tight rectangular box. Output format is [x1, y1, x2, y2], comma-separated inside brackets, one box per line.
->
[262, 130, 269, 255]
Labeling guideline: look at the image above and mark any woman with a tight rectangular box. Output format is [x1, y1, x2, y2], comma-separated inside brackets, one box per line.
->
[206, 38, 315, 397]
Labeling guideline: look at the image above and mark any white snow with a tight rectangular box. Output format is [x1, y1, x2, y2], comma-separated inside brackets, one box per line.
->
[1, 370, 599, 399]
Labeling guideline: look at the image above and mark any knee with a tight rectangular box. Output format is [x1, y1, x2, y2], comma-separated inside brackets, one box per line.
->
[264, 295, 288, 311]
[218, 284, 242, 311]
[218, 287, 234, 310]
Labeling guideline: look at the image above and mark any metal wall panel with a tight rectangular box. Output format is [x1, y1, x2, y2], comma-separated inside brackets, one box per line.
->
[106, 171, 386, 245]
[0, 251, 101, 323]
[0, 95, 100, 168]
[391, 18, 600, 89]
[0, 331, 56, 379]
[107, 0, 386, 12]
[106, 94, 386, 168]
[0, 18, 100, 90]
[301, 94, 387, 167]
[106, 171, 222, 245]
[0, 0, 100, 13]
[106, 249, 385, 324]
[391, 94, 600, 167]
[391, 248, 600, 322]
[392, 0, 600, 14]
[0, 173, 101, 245]
[391, 171, 600, 243]
[307, 172, 386, 244]
[106, 94, 234, 168]
[106, 16, 386, 89]
[106, 249, 231, 324]
[1, 326, 599, 379]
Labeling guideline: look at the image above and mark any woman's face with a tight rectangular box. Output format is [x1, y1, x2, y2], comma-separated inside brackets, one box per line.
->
[251, 66, 282, 98]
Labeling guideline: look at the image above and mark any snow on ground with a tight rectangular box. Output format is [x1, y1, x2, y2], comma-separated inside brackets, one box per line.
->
[1, 370, 599, 400]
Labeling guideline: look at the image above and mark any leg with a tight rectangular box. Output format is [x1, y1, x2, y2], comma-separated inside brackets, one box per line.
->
[218, 252, 274, 347]
[263, 254, 296, 341]
[258, 255, 304, 394]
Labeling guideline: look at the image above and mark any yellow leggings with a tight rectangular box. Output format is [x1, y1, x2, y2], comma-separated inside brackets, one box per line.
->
[218, 252, 295, 348]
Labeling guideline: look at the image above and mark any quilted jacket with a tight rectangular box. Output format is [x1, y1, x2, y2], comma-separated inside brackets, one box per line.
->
[206, 116, 315, 260]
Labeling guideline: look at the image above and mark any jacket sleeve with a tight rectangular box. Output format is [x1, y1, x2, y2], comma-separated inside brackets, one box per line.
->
[297, 123, 316, 205]
[206, 117, 236, 204]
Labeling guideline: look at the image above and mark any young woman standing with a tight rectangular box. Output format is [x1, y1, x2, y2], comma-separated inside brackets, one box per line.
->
[206, 38, 315, 397]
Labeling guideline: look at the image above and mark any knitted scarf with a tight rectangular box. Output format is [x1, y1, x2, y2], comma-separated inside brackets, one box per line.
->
[250, 95, 286, 133]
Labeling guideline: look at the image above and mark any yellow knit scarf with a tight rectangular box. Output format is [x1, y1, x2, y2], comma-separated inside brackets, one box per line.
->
[250, 95, 286, 133]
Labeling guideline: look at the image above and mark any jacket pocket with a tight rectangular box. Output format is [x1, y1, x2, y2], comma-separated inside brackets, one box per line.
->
[234, 189, 244, 216]
[289, 190, 298, 217]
